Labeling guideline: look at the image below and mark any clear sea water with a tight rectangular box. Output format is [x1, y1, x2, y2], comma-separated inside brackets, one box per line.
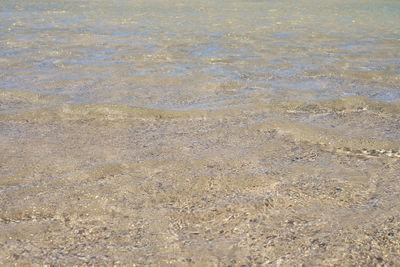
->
[1, 1, 400, 265]
[1, 0, 399, 110]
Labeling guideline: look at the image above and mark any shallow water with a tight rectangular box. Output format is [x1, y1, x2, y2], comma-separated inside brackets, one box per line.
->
[1, 0, 400, 265]
[1, 0, 400, 108]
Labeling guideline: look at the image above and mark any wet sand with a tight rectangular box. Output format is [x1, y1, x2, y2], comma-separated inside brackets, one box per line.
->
[1, 93, 400, 265]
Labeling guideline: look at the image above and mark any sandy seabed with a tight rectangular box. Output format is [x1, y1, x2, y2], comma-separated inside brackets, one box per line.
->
[1, 93, 400, 266]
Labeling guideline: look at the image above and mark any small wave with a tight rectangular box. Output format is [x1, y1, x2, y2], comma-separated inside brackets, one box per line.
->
[247, 95, 400, 116]
[251, 119, 400, 158]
